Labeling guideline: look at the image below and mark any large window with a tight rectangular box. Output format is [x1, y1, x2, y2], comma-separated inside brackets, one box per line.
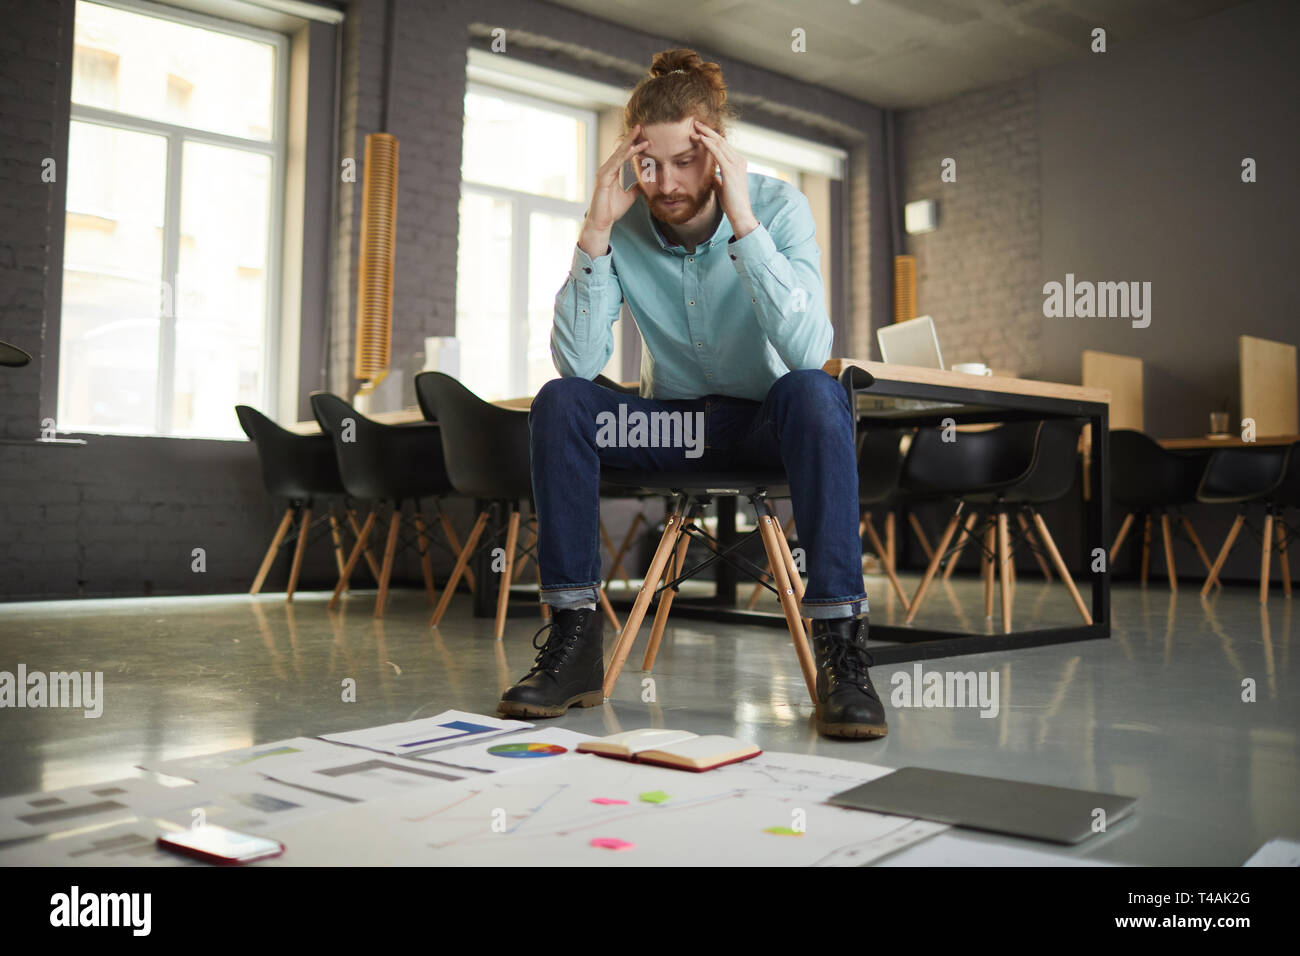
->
[456, 84, 618, 400]
[60, 0, 285, 438]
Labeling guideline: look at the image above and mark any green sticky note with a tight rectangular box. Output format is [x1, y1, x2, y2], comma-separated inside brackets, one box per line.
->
[639, 790, 671, 804]
[764, 826, 803, 836]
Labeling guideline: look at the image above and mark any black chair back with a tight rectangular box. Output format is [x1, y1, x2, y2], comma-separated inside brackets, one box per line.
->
[1198, 442, 1295, 503]
[856, 428, 905, 505]
[413, 372, 532, 501]
[235, 404, 346, 500]
[308, 391, 452, 501]
[1110, 429, 1208, 508]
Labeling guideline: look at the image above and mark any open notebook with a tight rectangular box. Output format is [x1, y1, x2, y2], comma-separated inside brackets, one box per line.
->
[576, 729, 762, 772]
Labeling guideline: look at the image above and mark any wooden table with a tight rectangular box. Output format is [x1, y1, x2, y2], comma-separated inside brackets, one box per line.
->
[818, 358, 1112, 661]
[1158, 435, 1299, 450]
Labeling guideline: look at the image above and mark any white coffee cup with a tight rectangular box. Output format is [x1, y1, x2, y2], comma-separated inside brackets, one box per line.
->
[952, 362, 992, 376]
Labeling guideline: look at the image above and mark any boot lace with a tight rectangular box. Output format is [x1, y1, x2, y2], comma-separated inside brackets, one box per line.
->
[824, 624, 876, 692]
[525, 619, 579, 677]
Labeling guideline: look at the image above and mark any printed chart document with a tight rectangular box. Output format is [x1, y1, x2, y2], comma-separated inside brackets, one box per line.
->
[0, 777, 186, 842]
[0, 819, 205, 867]
[414, 727, 596, 774]
[256, 750, 948, 867]
[137, 736, 348, 783]
[320, 710, 531, 756]
[263, 753, 472, 803]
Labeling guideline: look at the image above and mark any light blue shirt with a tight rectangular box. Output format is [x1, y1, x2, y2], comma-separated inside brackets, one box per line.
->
[551, 172, 832, 402]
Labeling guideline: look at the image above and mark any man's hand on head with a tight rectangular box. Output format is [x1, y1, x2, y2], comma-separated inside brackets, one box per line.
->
[692, 119, 758, 239]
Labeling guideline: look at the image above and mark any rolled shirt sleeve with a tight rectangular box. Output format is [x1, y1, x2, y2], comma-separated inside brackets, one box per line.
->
[550, 243, 623, 379]
[726, 190, 833, 371]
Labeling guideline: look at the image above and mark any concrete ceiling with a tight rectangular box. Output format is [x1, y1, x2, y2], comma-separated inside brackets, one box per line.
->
[544, 0, 1254, 109]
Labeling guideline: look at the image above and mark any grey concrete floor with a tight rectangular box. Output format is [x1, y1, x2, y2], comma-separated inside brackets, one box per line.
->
[0, 571, 1295, 865]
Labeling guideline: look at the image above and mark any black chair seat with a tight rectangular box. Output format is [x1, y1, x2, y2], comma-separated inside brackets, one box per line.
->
[903, 419, 1083, 503]
[414, 372, 532, 501]
[600, 469, 789, 497]
[236, 404, 348, 500]
[1197, 442, 1297, 504]
[310, 392, 454, 501]
[1111, 429, 1209, 509]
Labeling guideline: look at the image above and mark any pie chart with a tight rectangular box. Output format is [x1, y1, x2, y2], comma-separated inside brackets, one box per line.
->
[487, 742, 568, 758]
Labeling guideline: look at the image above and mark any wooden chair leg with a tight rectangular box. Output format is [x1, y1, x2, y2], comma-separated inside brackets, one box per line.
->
[1030, 509, 1093, 625]
[908, 512, 935, 562]
[1109, 512, 1134, 565]
[863, 516, 909, 604]
[982, 518, 995, 619]
[1260, 511, 1274, 605]
[773, 516, 814, 641]
[604, 509, 685, 698]
[642, 521, 692, 671]
[1180, 515, 1213, 574]
[943, 510, 980, 582]
[495, 508, 522, 639]
[329, 509, 377, 610]
[512, 519, 536, 583]
[285, 503, 312, 602]
[346, 509, 384, 582]
[431, 511, 490, 626]
[746, 515, 794, 609]
[374, 503, 402, 618]
[1160, 512, 1177, 593]
[327, 509, 347, 580]
[437, 512, 476, 594]
[997, 511, 1012, 633]
[757, 510, 818, 705]
[598, 586, 619, 632]
[1201, 513, 1245, 597]
[1017, 511, 1053, 581]
[1277, 517, 1291, 598]
[905, 503, 965, 625]
[413, 508, 438, 606]
[1140, 514, 1152, 588]
[885, 511, 897, 572]
[607, 513, 644, 590]
[251, 506, 295, 595]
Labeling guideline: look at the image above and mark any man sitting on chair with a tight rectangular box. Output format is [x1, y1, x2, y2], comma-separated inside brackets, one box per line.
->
[497, 48, 887, 740]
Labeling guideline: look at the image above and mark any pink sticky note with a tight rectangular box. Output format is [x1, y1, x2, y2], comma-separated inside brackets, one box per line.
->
[591, 797, 628, 805]
[590, 837, 635, 851]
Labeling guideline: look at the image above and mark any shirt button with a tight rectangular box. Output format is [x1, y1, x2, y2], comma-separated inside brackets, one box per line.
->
[689, 299, 695, 306]
[729, 254, 736, 260]
[583, 267, 591, 274]
[751, 297, 756, 303]
[688, 257, 694, 263]
[696, 342, 703, 348]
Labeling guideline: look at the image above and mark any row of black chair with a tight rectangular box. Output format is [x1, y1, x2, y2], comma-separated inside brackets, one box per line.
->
[1110, 431, 1298, 601]
[237, 374, 638, 638]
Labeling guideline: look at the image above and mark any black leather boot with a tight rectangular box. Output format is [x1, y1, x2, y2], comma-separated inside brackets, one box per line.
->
[811, 615, 888, 739]
[497, 607, 605, 718]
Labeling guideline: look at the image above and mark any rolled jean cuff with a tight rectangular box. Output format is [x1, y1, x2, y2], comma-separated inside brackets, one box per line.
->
[801, 596, 869, 619]
[540, 583, 600, 609]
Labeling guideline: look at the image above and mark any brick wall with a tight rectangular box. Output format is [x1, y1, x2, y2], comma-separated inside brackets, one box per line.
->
[898, 76, 1043, 377]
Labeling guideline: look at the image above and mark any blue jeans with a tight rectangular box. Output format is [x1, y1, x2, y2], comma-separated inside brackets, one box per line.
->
[528, 369, 867, 620]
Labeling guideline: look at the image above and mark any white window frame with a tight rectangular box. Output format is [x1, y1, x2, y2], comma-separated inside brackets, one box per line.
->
[64, 0, 289, 437]
[459, 80, 598, 396]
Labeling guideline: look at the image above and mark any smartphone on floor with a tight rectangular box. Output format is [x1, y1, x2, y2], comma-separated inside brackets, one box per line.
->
[157, 825, 284, 865]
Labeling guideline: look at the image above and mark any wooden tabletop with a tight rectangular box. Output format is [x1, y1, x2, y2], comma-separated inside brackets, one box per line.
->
[286, 385, 631, 434]
[823, 358, 1111, 406]
[1157, 435, 1300, 450]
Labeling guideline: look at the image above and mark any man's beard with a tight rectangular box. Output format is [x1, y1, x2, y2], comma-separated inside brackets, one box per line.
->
[648, 180, 713, 225]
